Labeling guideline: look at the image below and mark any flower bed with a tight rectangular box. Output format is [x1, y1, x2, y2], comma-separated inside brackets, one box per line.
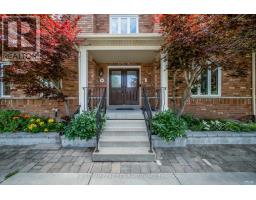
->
[152, 131, 256, 147]
[0, 110, 64, 134]
[182, 114, 256, 132]
[152, 110, 256, 142]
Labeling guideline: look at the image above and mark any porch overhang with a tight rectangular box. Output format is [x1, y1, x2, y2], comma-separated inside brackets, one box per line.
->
[77, 33, 163, 51]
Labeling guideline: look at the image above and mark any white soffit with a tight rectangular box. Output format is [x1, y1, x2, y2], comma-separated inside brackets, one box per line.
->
[90, 50, 159, 63]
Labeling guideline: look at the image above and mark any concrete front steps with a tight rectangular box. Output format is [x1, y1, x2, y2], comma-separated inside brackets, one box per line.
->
[92, 118, 156, 162]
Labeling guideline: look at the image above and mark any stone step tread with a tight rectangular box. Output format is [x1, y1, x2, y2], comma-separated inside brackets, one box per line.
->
[106, 120, 145, 123]
[105, 125, 147, 129]
[104, 127, 146, 131]
[106, 122, 146, 125]
[94, 147, 154, 155]
[102, 131, 147, 136]
[107, 117, 144, 120]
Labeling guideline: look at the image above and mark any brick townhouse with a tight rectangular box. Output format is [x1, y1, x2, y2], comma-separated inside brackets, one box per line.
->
[0, 14, 255, 119]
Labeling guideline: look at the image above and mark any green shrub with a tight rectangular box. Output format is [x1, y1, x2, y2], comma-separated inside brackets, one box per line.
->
[0, 110, 28, 132]
[152, 110, 187, 141]
[181, 114, 203, 131]
[182, 114, 256, 132]
[64, 111, 104, 140]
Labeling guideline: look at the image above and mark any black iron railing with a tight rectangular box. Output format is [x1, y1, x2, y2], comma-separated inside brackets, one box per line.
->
[82, 87, 107, 111]
[142, 87, 153, 153]
[142, 86, 166, 111]
[95, 88, 107, 152]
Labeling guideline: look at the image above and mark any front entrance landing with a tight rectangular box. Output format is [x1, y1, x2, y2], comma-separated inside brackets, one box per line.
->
[92, 110, 156, 162]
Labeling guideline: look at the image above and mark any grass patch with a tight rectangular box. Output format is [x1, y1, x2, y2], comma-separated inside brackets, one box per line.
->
[4, 170, 19, 180]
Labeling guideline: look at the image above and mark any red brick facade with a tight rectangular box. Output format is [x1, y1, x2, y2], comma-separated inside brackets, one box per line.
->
[0, 15, 254, 120]
[77, 14, 158, 34]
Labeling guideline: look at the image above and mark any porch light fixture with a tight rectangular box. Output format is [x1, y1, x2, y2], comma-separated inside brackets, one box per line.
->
[98, 67, 104, 77]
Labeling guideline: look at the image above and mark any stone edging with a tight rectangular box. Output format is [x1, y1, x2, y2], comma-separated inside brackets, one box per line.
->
[1, 131, 256, 147]
[61, 136, 96, 148]
[152, 131, 256, 147]
[0, 132, 96, 147]
[0, 132, 60, 146]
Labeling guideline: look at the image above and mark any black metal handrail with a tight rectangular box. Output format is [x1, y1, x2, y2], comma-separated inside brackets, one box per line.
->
[95, 88, 107, 152]
[141, 86, 166, 111]
[142, 87, 153, 153]
[82, 87, 107, 111]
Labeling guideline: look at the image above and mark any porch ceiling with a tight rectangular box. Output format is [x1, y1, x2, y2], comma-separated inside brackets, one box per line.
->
[90, 50, 159, 63]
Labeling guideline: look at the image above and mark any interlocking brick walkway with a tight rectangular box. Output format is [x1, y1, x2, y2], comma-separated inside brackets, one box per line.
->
[1, 145, 256, 182]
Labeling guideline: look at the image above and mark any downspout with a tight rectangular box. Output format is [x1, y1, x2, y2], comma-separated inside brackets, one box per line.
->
[252, 52, 256, 118]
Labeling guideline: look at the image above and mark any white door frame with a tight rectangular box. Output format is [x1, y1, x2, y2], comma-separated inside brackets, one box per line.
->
[107, 65, 141, 107]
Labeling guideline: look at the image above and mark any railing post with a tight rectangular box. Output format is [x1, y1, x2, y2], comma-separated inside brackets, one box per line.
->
[82, 87, 86, 112]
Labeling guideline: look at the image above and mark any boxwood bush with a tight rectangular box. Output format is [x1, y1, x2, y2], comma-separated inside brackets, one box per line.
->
[152, 109, 187, 141]
[64, 111, 105, 140]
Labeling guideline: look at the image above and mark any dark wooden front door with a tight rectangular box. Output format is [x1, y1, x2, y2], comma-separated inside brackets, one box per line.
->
[109, 69, 139, 105]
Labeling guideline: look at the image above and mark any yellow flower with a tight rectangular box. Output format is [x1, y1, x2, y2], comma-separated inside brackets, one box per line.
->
[28, 123, 37, 130]
[36, 119, 41, 123]
[44, 128, 48, 132]
[39, 121, 45, 126]
[48, 118, 54, 123]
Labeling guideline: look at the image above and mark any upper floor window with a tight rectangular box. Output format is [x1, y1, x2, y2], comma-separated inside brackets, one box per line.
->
[110, 15, 139, 34]
[0, 63, 11, 97]
[191, 66, 221, 96]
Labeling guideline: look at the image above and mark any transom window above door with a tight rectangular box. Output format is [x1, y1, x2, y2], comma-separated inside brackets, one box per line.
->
[110, 15, 139, 34]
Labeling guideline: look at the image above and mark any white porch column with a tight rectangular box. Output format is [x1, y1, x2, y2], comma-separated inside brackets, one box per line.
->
[160, 52, 168, 111]
[79, 46, 88, 112]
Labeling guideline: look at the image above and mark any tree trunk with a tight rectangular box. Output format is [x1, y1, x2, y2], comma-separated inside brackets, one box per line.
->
[177, 86, 191, 117]
[63, 98, 71, 117]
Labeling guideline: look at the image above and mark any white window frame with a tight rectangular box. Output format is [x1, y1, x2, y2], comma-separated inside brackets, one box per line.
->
[109, 15, 139, 34]
[192, 66, 222, 97]
[0, 62, 11, 98]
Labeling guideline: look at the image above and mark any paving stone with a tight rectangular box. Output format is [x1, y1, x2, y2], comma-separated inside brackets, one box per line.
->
[48, 163, 64, 172]
[111, 162, 120, 173]
[149, 164, 161, 173]
[120, 163, 131, 173]
[49, 154, 62, 162]
[131, 164, 141, 173]
[59, 156, 73, 163]
[72, 151, 84, 157]
[79, 163, 92, 173]
[171, 163, 185, 173]
[20, 162, 37, 172]
[40, 163, 55, 172]
[101, 163, 112, 173]
[73, 157, 85, 165]
[140, 164, 151, 173]
[69, 165, 81, 173]
[176, 156, 190, 165]
[60, 163, 73, 173]
[1, 145, 256, 174]
[159, 166, 173, 173]
[90, 163, 102, 173]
